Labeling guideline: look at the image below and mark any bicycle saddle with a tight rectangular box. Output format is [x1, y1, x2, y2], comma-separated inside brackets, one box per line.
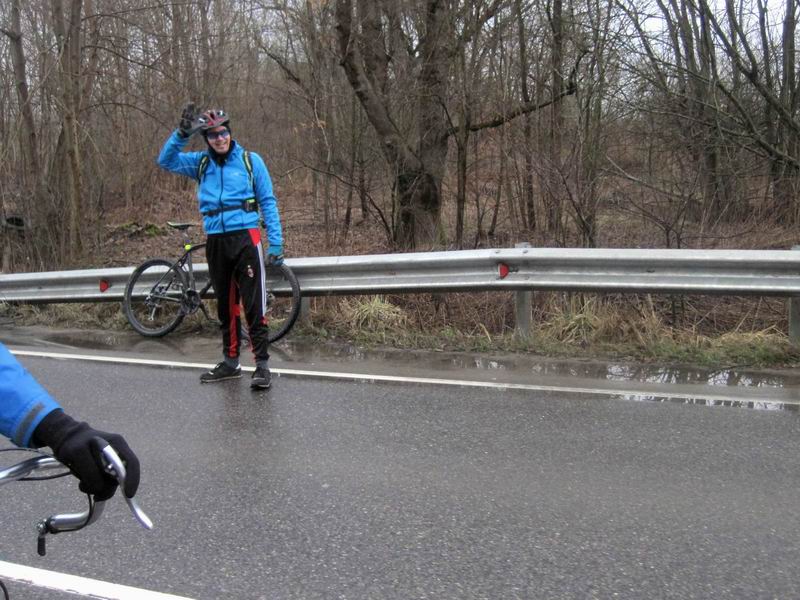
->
[167, 222, 195, 231]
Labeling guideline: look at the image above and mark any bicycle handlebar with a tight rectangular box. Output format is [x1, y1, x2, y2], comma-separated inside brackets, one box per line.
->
[0, 441, 152, 555]
[0, 454, 62, 482]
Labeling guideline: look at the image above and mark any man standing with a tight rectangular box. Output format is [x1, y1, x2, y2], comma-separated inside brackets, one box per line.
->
[157, 104, 283, 389]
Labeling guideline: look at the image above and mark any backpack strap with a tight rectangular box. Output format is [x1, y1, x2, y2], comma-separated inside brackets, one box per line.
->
[196, 155, 210, 182]
[243, 150, 254, 190]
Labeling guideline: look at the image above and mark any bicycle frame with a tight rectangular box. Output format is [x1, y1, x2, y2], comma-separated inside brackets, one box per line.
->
[176, 228, 206, 294]
[176, 239, 216, 320]
[144, 238, 210, 315]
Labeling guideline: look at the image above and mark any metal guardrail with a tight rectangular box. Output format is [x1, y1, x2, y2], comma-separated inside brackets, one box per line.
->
[2, 248, 800, 302]
[3, 247, 800, 341]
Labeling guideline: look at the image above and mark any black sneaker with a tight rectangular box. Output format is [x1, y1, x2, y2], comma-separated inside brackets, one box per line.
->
[251, 366, 272, 390]
[200, 362, 242, 383]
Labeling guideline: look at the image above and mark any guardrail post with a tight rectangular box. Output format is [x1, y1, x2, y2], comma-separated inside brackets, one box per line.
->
[299, 296, 311, 325]
[514, 243, 532, 339]
[791, 246, 800, 346]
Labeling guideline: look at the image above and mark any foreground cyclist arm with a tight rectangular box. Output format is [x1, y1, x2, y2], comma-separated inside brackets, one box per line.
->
[0, 343, 140, 500]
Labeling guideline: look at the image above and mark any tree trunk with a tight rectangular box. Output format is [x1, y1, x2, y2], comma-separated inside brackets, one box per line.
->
[772, 0, 799, 221]
[336, 0, 449, 250]
[546, 0, 565, 235]
[395, 169, 442, 248]
[488, 126, 505, 239]
[2, 0, 38, 186]
[112, 14, 133, 210]
[455, 127, 468, 248]
[515, 0, 535, 232]
[52, 0, 85, 261]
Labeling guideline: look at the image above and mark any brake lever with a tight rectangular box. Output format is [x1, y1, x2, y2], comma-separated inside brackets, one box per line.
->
[99, 444, 153, 530]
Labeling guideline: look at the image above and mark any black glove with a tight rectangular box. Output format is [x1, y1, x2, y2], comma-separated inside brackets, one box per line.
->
[178, 102, 197, 138]
[32, 410, 140, 501]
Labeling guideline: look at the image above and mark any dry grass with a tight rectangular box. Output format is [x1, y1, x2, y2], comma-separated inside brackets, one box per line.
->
[339, 296, 409, 331]
[296, 293, 799, 367]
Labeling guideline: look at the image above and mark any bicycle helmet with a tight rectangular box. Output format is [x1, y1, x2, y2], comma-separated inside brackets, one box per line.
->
[197, 109, 230, 131]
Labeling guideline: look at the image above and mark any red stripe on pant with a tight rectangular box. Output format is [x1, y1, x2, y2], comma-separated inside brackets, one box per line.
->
[227, 280, 240, 357]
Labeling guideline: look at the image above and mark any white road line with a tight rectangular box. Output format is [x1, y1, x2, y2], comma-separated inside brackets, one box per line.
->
[0, 560, 195, 599]
[9, 348, 797, 407]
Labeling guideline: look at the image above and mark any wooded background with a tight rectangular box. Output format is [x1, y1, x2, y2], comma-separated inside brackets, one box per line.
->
[1, 0, 799, 272]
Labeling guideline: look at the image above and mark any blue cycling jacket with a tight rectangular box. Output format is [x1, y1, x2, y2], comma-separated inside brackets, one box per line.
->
[0, 343, 60, 447]
[157, 131, 283, 245]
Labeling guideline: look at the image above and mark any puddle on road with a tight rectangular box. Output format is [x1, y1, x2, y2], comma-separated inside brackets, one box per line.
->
[273, 340, 800, 411]
[622, 394, 798, 412]
[275, 338, 800, 390]
[5, 325, 800, 410]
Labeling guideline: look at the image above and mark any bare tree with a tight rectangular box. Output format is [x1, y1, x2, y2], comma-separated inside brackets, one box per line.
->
[515, 0, 537, 232]
[700, 0, 800, 223]
[1, 0, 38, 187]
[335, 0, 455, 249]
[52, 0, 85, 260]
[544, 0, 565, 234]
[335, 0, 580, 249]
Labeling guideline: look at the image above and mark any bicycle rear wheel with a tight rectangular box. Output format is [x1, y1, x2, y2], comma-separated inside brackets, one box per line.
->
[124, 258, 189, 337]
[265, 262, 301, 344]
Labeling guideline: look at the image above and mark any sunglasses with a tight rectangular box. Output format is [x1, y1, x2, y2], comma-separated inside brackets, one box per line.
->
[206, 129, 230, 141]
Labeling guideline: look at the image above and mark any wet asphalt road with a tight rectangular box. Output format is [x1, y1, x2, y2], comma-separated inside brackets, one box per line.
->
[1, 354, 799, 599]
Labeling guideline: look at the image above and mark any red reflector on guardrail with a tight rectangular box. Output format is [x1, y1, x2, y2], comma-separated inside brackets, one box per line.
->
[99, 279, 110, 292]
[498, 263, 510, 279]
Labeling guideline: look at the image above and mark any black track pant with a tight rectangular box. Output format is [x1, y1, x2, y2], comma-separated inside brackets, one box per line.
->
[205, 229, 269, 362]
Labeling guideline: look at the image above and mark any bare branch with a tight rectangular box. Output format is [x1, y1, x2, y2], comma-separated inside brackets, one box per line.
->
[453, 51, 585, 135]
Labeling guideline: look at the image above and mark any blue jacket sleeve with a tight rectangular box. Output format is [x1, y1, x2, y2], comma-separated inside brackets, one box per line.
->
[250, 152, 283, 247]
[0, 344, 61, 447]
[157, 130, 204, 179]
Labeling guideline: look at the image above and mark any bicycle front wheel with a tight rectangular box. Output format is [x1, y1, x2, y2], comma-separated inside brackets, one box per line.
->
[265, 262, 301, 344]
[124, 258, 189, 337]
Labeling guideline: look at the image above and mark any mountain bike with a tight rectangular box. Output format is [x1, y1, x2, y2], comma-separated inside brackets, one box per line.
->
[0, 441, 152, 558]
[123, 222, 301, 343]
